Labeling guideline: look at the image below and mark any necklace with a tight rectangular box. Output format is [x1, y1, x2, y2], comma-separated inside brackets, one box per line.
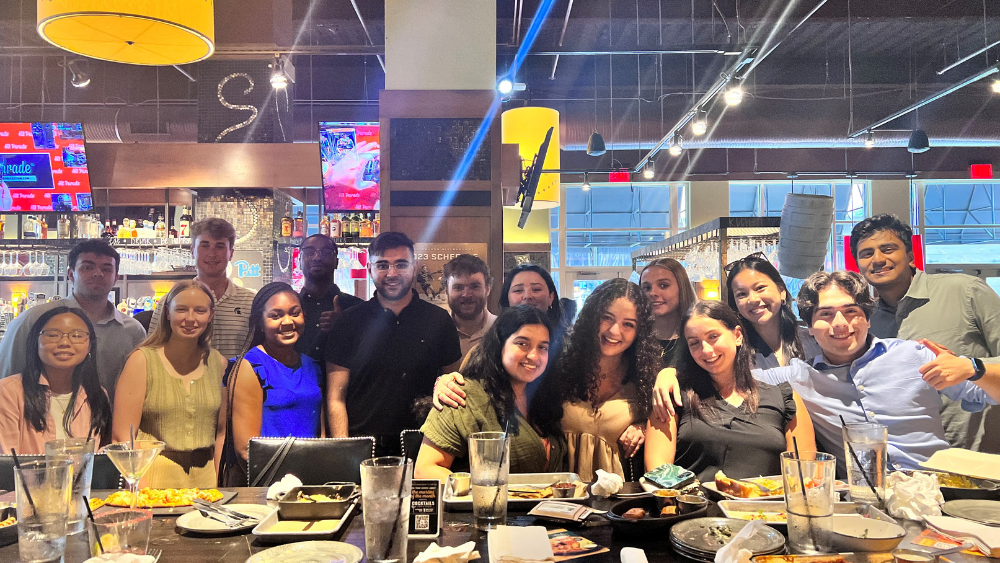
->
[277, 246, 292, 273]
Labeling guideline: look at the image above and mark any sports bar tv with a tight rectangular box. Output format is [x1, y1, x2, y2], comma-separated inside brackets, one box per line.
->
[319, 121, 380, 211]
[0, 122, 94, 212]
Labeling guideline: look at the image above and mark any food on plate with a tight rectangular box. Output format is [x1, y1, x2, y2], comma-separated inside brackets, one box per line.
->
[660, 506, 678, 516]
[936, 473, 978, 489]
[714, 471, 783, 498]
[708, 524, 734, 544]
[753, 556, 851, 563]
[87, 497, 105, 510]
[105, 487, 224, 508]
[623, 508, 646, 520]
[0, 516, 15, 528]
[508, 485, 554, 499]
[294, 491, 348, 503]
[726, 509, 788, 523]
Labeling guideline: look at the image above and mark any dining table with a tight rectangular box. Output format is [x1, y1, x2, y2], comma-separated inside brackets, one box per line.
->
[0, 485, 994, 563]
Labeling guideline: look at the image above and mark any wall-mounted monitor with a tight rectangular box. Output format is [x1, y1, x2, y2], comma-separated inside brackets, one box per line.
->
[319, 122, 380, 211]
[0, 122, 93, 212]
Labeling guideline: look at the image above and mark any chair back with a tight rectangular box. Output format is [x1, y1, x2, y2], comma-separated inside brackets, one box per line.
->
[0, 452, 122, 491]
[247, 437, 375, 487]
[400, 430, 423, 461]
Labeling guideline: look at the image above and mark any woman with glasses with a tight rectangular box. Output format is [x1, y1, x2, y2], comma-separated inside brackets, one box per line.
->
[0, 307, 111, 454]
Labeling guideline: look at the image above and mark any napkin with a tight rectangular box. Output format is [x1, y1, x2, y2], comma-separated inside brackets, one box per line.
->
[620, 547, 648, 563]
[266, 474, 303, 500]
[924, 515, 1000, 557]
[590, 469, 624, 498]
[488, 525, 555, 563]
[83, 554, 157, 563]
[885, 471, 943, 520]
[714, 519, 765, 563]
[414, 541, 480, 563]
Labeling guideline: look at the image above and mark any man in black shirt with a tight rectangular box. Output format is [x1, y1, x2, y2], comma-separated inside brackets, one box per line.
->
[326, 232, 463, 456]
[297, 234, 364, 366]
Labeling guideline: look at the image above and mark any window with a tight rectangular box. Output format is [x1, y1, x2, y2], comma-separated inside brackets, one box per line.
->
[916, 182, 1000, 264]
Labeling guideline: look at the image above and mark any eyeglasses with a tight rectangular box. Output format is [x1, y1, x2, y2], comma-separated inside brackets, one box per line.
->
[373, 261, 411, 272]
[39, 329, 90, 344]
[724, 251, 768, 273]
[301, 248, 337, 259]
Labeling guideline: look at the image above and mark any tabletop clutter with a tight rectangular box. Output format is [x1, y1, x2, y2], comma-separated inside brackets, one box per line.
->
[3, 435, 1000, 563]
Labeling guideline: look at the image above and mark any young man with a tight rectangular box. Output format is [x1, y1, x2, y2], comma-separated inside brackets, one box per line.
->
[148, 218, 255, 359]
[442, 254, 496, 359]
[326, 232, 462, 456]
[0, 240, 146, 402]
[297, 234, 363, 365]
[851, 214, 1000, 452]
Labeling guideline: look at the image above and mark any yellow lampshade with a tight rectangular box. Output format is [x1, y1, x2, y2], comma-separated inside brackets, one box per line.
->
[37, 0, 215, 66]
[501, 107, 560, 209]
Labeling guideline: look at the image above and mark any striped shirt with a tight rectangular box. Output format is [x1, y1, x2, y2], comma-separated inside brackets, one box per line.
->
[148, 280, 256, 360]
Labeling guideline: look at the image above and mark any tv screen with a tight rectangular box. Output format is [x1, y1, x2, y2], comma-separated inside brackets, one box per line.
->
[319, 122, 380, 211]
[0, 122, 93, 212]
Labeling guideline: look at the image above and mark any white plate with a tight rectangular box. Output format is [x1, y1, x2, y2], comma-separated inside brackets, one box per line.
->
[702, 476, 849, 501]
[718, 500, 860, 526]
[176, 503, 272, 535]
[252, 500, 357, 542]
[443, 472, 589, 509]
[246, 541, 363, 563]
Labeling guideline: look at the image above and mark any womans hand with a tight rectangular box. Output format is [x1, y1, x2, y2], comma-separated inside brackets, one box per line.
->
[652, 367, 683, 422]
[618, 423, 646, 458]
[432, 372, 467, 410]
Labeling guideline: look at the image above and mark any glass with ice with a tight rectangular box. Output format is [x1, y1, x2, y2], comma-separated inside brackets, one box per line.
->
[14, 458, 73, 563]
[843, 422, 888, 509]
[468, 431, 510, 531]
[46, 437, 95, 535]
[361, 456, 412, 563]
[781, 451, 836, 554]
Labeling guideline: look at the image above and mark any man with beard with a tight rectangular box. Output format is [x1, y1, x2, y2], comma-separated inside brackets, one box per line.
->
[443, 254, 496, 359]
[297, 235, 363, 366]
[326, 232, 462, 456]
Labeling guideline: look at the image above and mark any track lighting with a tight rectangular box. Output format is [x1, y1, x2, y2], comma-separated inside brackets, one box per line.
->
[724, 82, 744, 106]
[497, 78, 513, 95]
[690, 110, 707, 136]
[581, 173, 590, 191]
[864, 131, 875, 148]
[643, 161, 654, 179]
[992, 79, 1000, 94]
[65, 59, 90, 88]
[270, 55, 295, 90]
[668, 136, 683, 157]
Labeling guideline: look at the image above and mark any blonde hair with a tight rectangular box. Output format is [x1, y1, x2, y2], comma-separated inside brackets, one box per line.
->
[141, 280, 216, 364]
[640, 258, 698, 317]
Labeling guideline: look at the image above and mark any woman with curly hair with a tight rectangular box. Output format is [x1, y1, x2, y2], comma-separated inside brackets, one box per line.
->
[415, 306, 566, 479]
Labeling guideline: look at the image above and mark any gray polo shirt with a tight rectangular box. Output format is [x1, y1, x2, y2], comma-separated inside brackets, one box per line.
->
[0, 295, 147, 404]
[868, 269, 1000, 453]
[148, 279, 255, 360]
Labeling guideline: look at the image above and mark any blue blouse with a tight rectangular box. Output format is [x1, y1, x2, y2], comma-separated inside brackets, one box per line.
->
[241, 347, 323, 439]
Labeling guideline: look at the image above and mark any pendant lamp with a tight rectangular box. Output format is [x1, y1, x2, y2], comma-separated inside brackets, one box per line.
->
[907, 129, 930, 153]
[586, 132, 606, 156]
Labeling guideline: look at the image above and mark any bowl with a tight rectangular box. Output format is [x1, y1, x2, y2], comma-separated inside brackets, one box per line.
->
[940, 477, 1000, 501]
[606, 496, 708, 537]
[828, 515, 906, 552]
[677, 494, 709, 514]
[552, 482, 576, 499]
[449, 472, 471, 496]
[278, 484, 357, 520]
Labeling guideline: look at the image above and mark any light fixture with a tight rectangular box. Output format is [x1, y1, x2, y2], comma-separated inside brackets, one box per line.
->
[690, 110, 708, 136]
[586, 132, 606, 156]
[724, 81, 744, 106]
[581, 172, 591, 191]
[787, 172, 800, 179]
[66, 59, 89, 88]
[270, 55, 295, 90]
[864, 131, 875, 148]
[992, 79, 1000, 94]
[643, 160, 655, 179]
[497, 78, 514, 95]
[908, 129, 930, 153]
[668, 136, 683, 157]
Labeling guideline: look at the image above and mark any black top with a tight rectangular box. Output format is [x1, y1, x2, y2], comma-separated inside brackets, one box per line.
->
[326, 289, 463, 437]
[674, 381, 796, 481]
[297, 284, 365, 366]
[659, 338, 681, 368]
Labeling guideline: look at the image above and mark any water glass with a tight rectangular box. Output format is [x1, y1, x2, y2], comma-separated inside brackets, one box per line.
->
[781, 451, 836, 554]
[361, 457, 412, 563]
[46, 437, 95, 535]
[87, 509, 152, 557]
[843, 422, 888, 509]
[14, 458, 73, 563]
[468, 431, 510, 531]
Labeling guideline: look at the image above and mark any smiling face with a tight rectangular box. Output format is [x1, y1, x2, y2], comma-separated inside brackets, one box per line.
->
[685, 314, 743, 377]
[597, 297, 639, 359]
[370, 246, 415, 302]
[507, 271, 554, 313]
[854, 229, 915, 293]
[501, 324, 550, 386]
[193, 234, 234, 279]
[447, 272, 489, 321]
[808, 285, 871, 365]
[167, 287, 214, 341]
[730, 269, 787, 330]
[262, 291, 305, 348]
[37, 313, 91, 371]
[640, 266, 681, 318]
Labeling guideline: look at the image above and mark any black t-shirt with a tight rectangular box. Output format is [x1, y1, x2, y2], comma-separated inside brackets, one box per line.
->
[326, 290, 463, 437]
[659, 338, 681, 368]
[674, 381, 796, 481]
[297, 284, 364, 366]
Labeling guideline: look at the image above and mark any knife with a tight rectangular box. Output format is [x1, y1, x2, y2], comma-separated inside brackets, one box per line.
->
[192, 499, 256, 522]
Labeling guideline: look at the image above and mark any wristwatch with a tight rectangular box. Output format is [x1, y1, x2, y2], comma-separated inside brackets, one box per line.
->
[970, 357, 987, 381]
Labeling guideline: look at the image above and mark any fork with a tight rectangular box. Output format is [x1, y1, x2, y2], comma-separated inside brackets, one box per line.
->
[147, 548, 162, 562]
[196, 508, 245, 528]
[731, 477, 777, 495]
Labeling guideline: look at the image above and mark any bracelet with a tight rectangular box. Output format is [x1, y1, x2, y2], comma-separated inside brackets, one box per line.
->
[969, 357, 986, 382]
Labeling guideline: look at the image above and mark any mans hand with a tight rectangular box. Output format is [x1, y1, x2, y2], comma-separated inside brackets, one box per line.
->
[652, 367, 683, 422]
[432, 372, 467, 410]
[319, 295, 342, 332]
[618, 423, 646, 458]
[919, 340, 976, 390]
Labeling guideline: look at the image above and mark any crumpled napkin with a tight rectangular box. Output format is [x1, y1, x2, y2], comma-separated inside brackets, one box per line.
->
[715, 519, 765, 563]
[266, 474, 303, 500]
[590, 469, 624, 498]
[83, 554, 156, 563]
[885, 471, 943, 520]
[414, 541, 480, 563]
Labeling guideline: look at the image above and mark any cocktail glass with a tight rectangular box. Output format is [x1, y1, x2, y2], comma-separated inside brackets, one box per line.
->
[103, 441, 164, 510]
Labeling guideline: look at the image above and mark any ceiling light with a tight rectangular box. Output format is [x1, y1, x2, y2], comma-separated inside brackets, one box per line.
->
[724, 83, 744, 106]
[864, 131, 875, 148]
[643, 161, 654, 179]
[690, 110, 708, 136]
[586, 132, 606, 156]
[668, 136, 683, 157]
[992, 79, 1000, 94]
[908, 129, 930, 153]
[497, 78, 514, 95]
[270, 72, 288, 89]
[581, 173, 591, 191]
[66, 59, 89, 88]
[270, 55, 295, 90]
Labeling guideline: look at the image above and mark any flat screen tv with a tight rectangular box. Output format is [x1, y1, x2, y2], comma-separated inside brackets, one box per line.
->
[319, 121, 380, 211]
[0, 122, 93, 212]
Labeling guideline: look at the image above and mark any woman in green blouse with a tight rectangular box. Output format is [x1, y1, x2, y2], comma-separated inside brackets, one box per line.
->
[416, 305, 566, 480]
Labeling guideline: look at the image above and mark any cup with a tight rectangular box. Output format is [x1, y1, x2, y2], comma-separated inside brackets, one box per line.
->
[843, 422, 888, 509]
[781, 451, 836, 554]
[653, 489, 681, 512]
[87, 509, 152, 556]
[449, 472, 471, 496]
[468, 431, 510, 531]
[46, 437, 95, 535]
[676, 494, 708, 514]
[361, 457, 412, 563]
[14, 458, 73, 563]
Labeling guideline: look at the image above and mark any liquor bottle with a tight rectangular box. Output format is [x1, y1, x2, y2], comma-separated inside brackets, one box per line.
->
[23, 216, 36, 238]
[130, 219, 138, 239]
[293, 210, 304, 237]
[179, 206, 193, 237]
[360, 213, 373, 238]
[319, 214, 330, 236]
[155, 215, 166, 237]
[57, 215, 70, 239]
[118, 219, 130, 239]
[169, 225, 177, 238]
[350, 213, 361, 238]
[280, 206, 293, 237]
[373, 212, 380, 236]
[330, 213, 342, 238]
[110, 220, 118, 239]
[145, 208, 155, 231]
[101, 219, 112, 239]
[40, 216, 48, 239]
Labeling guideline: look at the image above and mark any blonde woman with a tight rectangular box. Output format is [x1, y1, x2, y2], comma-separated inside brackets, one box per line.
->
[114, 280, 227, 488]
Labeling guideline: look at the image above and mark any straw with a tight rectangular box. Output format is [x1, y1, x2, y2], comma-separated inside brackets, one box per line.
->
[129, 424, 135, 450]
[792, 437, 818, 549]
[83, 495, 104, 554]
[840, 416, 884, 506]
[10, 449, 37, 513]
[489, 420, 511, 515]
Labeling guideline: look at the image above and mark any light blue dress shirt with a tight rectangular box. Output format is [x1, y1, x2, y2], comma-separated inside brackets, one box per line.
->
[754, 337, 996, 473]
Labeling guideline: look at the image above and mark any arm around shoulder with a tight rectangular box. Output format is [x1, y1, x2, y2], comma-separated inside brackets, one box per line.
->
[644, 410, 678, 472]
[113, 350, 148, 442]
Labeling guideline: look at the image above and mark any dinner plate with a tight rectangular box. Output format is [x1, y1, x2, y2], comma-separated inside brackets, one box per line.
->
[176, 504, 272, 535]
[941, 499, 1000, 526]
[718, 500, 860, 526]
[245, 541, 363, 563]
[443, 472, 589, 509]
[252, 500, 358, 542]
[702, 477, 849, 501]
[670, 517, 786, 555]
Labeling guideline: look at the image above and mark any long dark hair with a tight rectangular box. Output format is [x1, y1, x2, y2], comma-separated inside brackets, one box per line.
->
[229, 282, 302, 380]
[23, 306, 112, 444]
[499, 264, 564, 328]
[463, 305, 557, 437]
[676, 300, 759, 421]
[725, 255, 804, 363]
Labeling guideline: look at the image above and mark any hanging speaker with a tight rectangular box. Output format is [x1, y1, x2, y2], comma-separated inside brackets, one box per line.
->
[777, 193, 835, 279]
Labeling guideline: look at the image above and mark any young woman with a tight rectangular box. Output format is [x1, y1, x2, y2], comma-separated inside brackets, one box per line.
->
[415, 305, 566, 480]
[215, 282, 323, 486]
[645, 300, 815, 481]
[114, 280, 227, 488]
[0, 307, 111, 454]
[639, 258, 698, 366]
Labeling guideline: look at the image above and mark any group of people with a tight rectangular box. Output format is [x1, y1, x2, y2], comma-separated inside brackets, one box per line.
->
[0, 212, 997, 490]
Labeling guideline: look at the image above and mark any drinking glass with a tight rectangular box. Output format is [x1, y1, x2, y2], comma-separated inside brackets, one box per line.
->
[11, 252, 22, 276]
[103, 441, 164, 510]
[14, 458, 73, 563]
[361, 457, 412, 563]
[468, 431, 510, 531]
[843, 422, 888, 509]
[87, 509, 152, 557]
[45, 438, 95, 535]
[781, 451, 836, 554]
